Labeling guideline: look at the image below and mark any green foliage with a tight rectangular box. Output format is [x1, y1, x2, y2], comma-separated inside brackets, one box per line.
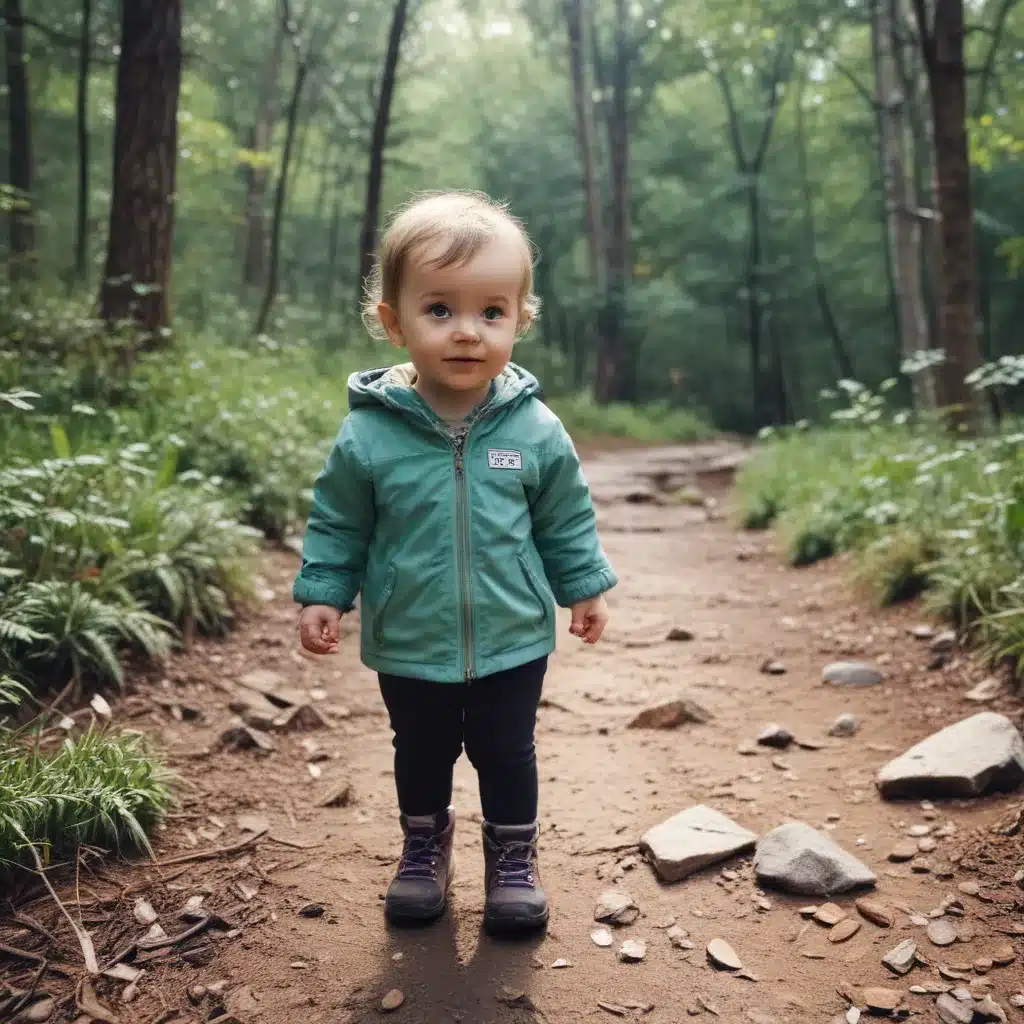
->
[550, 393, 713, 443]
[0, 726, 175, 871]
[738, 376, 1024, 677]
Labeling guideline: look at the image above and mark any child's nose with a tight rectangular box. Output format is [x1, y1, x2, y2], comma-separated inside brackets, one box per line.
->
[450, 316, 481, 341]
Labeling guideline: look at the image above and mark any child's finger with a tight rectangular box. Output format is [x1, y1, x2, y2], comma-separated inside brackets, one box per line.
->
[301, 620, 331, 653]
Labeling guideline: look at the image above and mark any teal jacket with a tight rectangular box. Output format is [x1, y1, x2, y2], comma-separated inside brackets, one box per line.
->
[293, 362, 617, 682]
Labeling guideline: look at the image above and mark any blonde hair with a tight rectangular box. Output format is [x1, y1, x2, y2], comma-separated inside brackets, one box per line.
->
[362, 190, 540, 338]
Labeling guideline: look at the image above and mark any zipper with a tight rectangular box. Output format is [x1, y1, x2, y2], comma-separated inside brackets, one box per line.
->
[452, 430, 476, 681]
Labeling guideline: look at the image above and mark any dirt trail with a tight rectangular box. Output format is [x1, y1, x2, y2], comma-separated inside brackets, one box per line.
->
[7, 444, 1024, 1024]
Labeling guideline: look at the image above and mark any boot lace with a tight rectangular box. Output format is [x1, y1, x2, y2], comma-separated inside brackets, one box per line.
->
[494, 840, 536, 889]
[397, 833, 442, 880]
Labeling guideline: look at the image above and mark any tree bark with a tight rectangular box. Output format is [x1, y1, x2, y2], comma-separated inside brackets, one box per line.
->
[254, 58, 308, 336]
[595, 0, 633, 404]
[356, 0, 411, 305]
[4, 0, 36, 279]
[242, 22, 283, 291]
[74, 0, 92, 282]
[564, 0, 605, 291]
[912, 0, 982, 428]
[98, 0, 183, 333]
[795, 80, 855, 383]
[874, 0, 935, 407]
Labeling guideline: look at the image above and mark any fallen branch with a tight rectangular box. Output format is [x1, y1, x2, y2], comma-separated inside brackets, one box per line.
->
[6, 958, 47, 1016]
[0, 941, 46, 964]
[23, 842, 99, 975]
[266, 833, 319, 850]
[154, 827, 268, 867]
[136, 916, 212, 951]
[76, 977, 120, 1023]
[8, 909, 58, 947]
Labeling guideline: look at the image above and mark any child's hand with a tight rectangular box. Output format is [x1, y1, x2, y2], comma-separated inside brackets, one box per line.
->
[569, 595, 609, 645]
[298, 604, 342, 654]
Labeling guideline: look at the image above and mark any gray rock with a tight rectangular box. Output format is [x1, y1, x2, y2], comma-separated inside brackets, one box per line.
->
[935, 993, 974, 1024]
[706, 938, 742, 970]
[639, 805, 757, 883]
[964, 677, 1003, 703]
[882, 939, 918, 975]
[618, 938, 646, 962]
[628, 697, 712, 729]
[757, 723, 794, 749]
[876, 712, 1024, 799]
[822, 662, 883, 687]
[829, 713, 859, 738]
[594, 890, 640, 926]
[754, 822, 877, 896]
[927, 917, 958, 946]
[930, 630, 957, 654]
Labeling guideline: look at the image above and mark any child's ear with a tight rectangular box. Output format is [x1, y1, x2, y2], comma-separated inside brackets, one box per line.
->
[377, 302, 405, 348]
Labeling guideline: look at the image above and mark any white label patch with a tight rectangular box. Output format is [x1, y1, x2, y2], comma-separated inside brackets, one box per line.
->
[488, 449, 523, 470]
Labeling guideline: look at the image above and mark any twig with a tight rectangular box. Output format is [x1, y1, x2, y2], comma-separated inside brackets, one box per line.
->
[0, 940, 46, 964]
[136, 916, 212, 951]
[23, 841, 100, 975]
[266, 833, 318, 850]
[154, 827, 268, 867]
[7, 958, 47, 1016]
[11, 910, 59, 947]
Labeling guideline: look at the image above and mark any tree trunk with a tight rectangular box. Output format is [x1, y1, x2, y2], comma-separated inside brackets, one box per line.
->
[254, 59, 308, 336]
[356, 0, 411, 305]
[98, 0, 183, 333]
[4, 0, 36, 279]
[74, 0, 92, 282]
[242, 22, 283, 291]
[874, 0, 935, 407]
[595, 0, 633, 404]
[564, 0, 605, 291]
[795, 81, 855, 382]
[913, 0, 982, 427]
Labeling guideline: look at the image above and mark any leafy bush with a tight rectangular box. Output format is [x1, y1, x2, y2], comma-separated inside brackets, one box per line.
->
[550, 392, 713, 443]
[0, 724, 175, 870]
[737, 375, 1024, 679]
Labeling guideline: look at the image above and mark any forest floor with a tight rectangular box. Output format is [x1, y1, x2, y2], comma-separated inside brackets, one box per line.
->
[3, 442, 1024, 1024]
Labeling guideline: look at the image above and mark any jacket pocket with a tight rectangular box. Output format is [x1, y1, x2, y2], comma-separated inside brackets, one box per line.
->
[518, 550, 553, 629]
[373, 563, 398, 646]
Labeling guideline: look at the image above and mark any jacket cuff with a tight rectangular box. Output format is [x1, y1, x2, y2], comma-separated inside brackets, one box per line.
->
[292, 572, 359, 612]
[553, 567, 619, 607]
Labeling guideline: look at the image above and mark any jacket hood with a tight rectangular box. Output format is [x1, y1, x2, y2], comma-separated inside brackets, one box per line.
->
[347, 361, 542, 424]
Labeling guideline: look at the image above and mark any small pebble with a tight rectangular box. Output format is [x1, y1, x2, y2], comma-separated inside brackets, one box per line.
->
[381, 989, 405, 1012]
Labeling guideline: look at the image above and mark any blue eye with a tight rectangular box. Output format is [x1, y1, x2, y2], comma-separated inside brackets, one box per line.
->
[483, 306, 504, 321]
[428, 303, 450, 318]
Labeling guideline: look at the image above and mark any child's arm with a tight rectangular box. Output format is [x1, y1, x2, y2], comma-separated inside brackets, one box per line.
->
[528, 419, 617, 634]
[293, 417, 375, 619]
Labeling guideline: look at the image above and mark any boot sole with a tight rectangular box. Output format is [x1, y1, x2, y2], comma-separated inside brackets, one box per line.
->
[384, 853, 455, 926]
[483, 905, 549, 936]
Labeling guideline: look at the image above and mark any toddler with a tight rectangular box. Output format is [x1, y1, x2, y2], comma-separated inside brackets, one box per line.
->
[294, 190, 617, 934]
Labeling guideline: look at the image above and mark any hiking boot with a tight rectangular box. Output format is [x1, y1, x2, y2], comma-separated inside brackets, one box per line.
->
[482, 822, 549, 934]
[384, 809, 455, 924]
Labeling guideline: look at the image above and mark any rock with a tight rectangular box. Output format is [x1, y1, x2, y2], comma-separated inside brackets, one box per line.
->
[594, 891, 640, 926]
[1014, 869, 1024, 889]
[965, 677, 1003, 703]
[931, 630, 957, 653]
[957, 881, 980, 896]
[316, 781, 354, 808]
[754, 822, 877, 896]
[909, 624, 935, 640]
[823, 662, 883, 687]
[875, 712, 1024, 800]
[298, 902, 325, 918]
[667, 627, 695, 642]
[907, 823, 933, 837]
[618, 938, 646, 962]
[829, 713, 859, 738]
[1009, 994, 1024, 1008]
[829, 919, 861, 943]
[814, 903, 847, 926]
[863, 988, 903, 1013]
[991, 942, 1015, 966]
[846, 1010, 860, 1024]
[911, 857, 932, 873]
[882, 939, 918, 975]
[760, 659, 787, 675]
[757, 724, 794, 749]
[638, 805, 757, 883]
[927, 918, 958, 946]
[628, 698, 712, 730]
[14, 998, 56, 1022]
[918, 837, 937, 853]
[935, 993, 974, 1024]
[236, 813, 270, 834]
[381, 989, 405, 1012]
[591, 927, 614, 947]
[855, 898, 893, 928]
[238, 669, 288, 697]
[229, 692, 282, 731]
[746, 1012, 776, 1024]
[888, 840, 918, 862]
[133, 897, 158, 926]
[667, 925, 694, 950]
[219, 719, 276, 753]
[551, 958, 572, 969]
[273, 703, 330, 731]
[975, 996, 1007, 1023]
[706, 938, 742, 970]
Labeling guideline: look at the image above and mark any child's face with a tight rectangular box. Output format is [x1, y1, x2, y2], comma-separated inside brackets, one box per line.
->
[378, 234, 524, 405]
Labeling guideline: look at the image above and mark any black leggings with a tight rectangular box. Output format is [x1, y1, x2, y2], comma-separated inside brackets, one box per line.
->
[378, 657, 546, 826]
